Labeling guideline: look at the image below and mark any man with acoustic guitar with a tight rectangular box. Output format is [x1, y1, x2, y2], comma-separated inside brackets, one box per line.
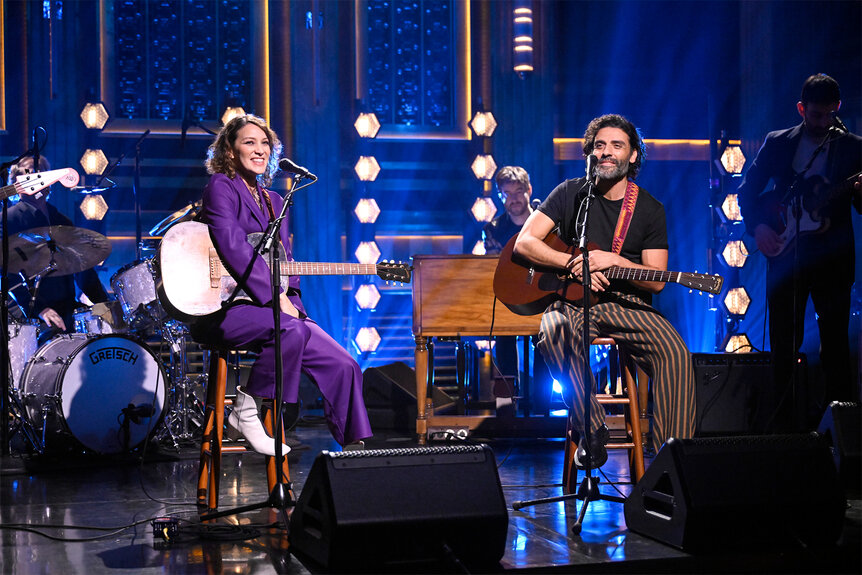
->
[738, 74, 862, 431]
[513, 114, 696, 468]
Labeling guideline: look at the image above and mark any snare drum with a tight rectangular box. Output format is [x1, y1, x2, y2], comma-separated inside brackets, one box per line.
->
[19, 334, 167, 454]
[7, 320, 40, 389]
[111, 259, 165, 329]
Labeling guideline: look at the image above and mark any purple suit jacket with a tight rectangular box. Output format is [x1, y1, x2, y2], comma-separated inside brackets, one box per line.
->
[198, 172, 306, 316]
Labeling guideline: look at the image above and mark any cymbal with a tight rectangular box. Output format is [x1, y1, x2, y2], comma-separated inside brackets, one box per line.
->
[1, 226, 112, 277]
[149, 200, 202, 236]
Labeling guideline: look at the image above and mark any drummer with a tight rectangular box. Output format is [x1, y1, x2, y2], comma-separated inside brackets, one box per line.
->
[4, 155, 109, 340]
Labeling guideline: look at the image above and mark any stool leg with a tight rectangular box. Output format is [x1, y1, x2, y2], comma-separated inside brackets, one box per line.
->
[261, 402, 292, 497]
[198, 351, 228, 512]
[620, 352, 645, 482]
[562, 418, 578, 495]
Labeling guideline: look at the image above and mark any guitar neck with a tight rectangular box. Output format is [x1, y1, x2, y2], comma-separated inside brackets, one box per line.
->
[0, 183, 19, 202]
[279, 262, 378, 276]
[605, 266, 678, 284]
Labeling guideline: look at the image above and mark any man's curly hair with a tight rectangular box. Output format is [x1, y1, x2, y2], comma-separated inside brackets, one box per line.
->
[206, 114, 282, 186]
[582, 114, 646, 180]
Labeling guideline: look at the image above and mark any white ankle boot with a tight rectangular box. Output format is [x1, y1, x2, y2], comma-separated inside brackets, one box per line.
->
[226, 386, 291, 456]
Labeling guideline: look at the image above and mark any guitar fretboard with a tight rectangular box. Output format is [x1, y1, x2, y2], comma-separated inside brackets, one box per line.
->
[278, 262, 378, 276]
[212, 258, 377, 277]
[0, 184, 20, 202]
[605, 267, 678, 284]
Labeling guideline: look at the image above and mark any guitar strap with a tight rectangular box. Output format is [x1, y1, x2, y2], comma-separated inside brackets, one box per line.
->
[610, 180, 639, 254]
[260, 187, 276, 221]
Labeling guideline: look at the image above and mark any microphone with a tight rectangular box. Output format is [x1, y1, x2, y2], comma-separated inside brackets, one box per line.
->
[122, 403, 155, 424]
[278, 158, 317, 181]
[830, 112, 848, 134]
[585, 154, 599, 180]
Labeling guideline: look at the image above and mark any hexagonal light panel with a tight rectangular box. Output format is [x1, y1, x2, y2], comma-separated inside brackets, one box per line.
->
[470, 197, 497, 223]
[470, 111, 497, 138]
[354, 198, 381, 224]
[80, 194, 109, 221]
[724, 286, 751, 316]
[354, 327, 381, 353]
[221, 106, 246, 125]
[724, 333, 752, 353]
[80, 102, 110, 130]
[80, 149, 109, 175]
[354, 284, 381, 310]
[471, 239, 487, 255]
[471, 154, 497, 180]
[355, 156, 381, 181]
[721, 193, 743, 221]
[720, 145, 746, 175]
[355, 241, 381, 265]
[722, 240, 748, 268]
[354, 112, 381, 139]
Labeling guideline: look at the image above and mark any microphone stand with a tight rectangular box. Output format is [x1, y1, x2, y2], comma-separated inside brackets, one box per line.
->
[132, 130, 151, 260]
[200, 173, 316, 526]
[512, 173, 625, 536]
[770, 126, 845, 432]
[1, 148, 45, 458]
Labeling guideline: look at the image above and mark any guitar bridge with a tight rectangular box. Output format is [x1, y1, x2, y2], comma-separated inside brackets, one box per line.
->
[209, 247, 221, 288]
[527, 266, 535, 285]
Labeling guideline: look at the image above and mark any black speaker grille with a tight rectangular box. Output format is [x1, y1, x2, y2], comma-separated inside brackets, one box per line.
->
[324, 444, 486, 459]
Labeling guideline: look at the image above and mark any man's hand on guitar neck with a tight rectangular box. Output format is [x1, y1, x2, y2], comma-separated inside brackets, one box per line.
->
[754, 223, 785, 258]
[568, 249, 615, 293]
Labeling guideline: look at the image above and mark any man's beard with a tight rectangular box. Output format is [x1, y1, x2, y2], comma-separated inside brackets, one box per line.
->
[596, 159, 628, 182]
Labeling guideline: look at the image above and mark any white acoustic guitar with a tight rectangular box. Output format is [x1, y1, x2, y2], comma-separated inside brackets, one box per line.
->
[1, 168, 80, 202]
[156, 221, 412, 321]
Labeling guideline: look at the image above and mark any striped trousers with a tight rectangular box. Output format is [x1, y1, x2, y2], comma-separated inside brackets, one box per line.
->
[536, 295, 696, 450]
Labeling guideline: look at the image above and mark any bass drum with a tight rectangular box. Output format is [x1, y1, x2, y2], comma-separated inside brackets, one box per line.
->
[20, 334, 167, 454]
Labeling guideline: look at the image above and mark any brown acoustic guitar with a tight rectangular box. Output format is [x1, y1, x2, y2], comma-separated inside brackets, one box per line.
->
[493, 233, 724, 316]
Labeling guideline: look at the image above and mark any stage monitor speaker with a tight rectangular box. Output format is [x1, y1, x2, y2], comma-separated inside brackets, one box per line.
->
[288, 444, 508, 572]
[817, 401, 861, 495]
[692, 353, 775, 435]
[363, 362, 456, 430]
[623, 434, 845, 552]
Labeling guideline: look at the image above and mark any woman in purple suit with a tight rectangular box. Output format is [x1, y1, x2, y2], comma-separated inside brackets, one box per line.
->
[190, 114, 371, 453]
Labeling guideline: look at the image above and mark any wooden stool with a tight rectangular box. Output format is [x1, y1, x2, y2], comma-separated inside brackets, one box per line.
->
[197, 347, 291, 512]
[562, 337, 646, 494]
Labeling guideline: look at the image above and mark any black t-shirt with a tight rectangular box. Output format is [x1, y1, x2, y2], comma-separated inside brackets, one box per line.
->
[538, 177, 668, 301]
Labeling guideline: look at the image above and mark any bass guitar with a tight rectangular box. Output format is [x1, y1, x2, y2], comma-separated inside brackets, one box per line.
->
[0, 168, 80, 202]
[493, 233, 723, 316]
[156, 221, 412, 321]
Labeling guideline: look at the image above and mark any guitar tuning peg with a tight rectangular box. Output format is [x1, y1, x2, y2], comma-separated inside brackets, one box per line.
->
[689, 289, 693, 294]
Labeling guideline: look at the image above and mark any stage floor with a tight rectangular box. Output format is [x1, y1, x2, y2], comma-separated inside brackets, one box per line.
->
[1, 418, 859, 574]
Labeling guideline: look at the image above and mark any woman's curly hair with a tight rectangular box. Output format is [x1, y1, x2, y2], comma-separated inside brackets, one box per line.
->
[205, 114, 282, 186]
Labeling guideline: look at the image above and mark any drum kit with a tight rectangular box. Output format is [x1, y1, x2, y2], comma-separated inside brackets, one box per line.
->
[3, 202, 204, 456]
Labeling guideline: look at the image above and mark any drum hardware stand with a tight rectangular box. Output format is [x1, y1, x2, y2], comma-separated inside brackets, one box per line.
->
[4, 387, 44, 454]
[154, 320, 206, 448]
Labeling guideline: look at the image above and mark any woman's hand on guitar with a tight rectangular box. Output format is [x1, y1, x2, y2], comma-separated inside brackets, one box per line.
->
[754, 224, 784, 258]
[279, 293, 301, 318]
